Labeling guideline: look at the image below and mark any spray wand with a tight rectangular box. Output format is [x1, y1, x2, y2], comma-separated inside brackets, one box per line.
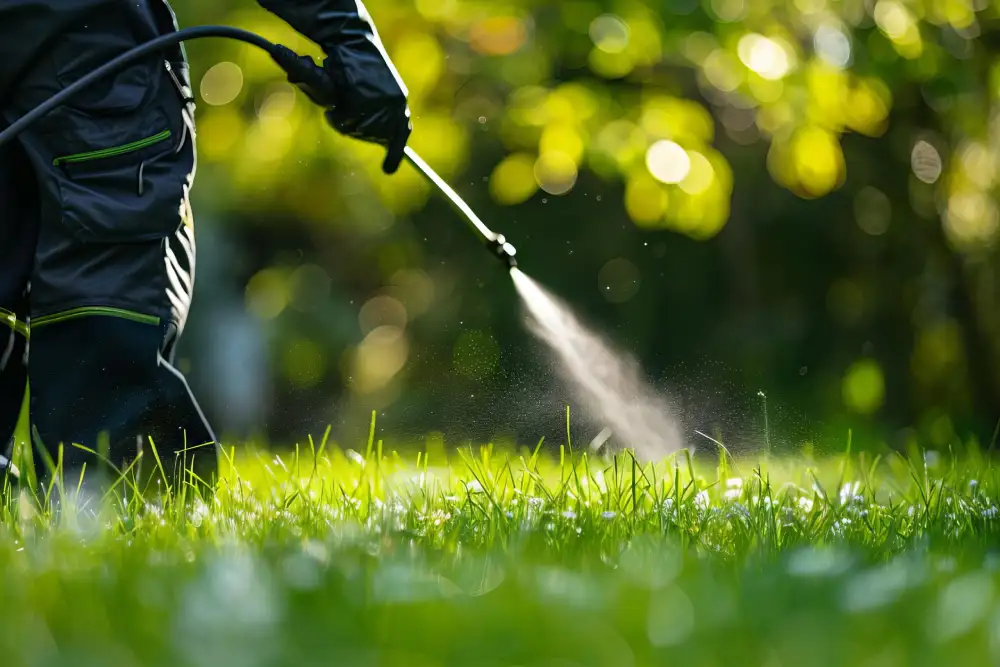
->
[0, 26, 517, 269]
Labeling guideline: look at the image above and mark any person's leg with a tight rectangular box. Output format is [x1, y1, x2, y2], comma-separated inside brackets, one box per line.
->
[3, 2, 218, 487]
[0, 140, 38, 476]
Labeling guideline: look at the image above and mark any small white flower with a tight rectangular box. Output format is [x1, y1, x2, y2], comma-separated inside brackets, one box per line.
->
[839, 482, 861, 506]
[695, 490, 710, 509]
[726, 477, 744, 489]
[601, 511, 617, 520]
[723, 489, 742, 501]
[562, 510, 578, 520]
[983, 507, 998, 519]
[465, 480, 484, 494]
[969, 479, 979, 489]
[798, 497, 814, 513]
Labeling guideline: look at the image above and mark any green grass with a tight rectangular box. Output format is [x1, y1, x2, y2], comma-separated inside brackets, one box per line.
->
[2, 432, 1000, 667]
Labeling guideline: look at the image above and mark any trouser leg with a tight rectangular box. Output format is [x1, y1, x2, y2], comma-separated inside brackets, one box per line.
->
[30, 316, 217, 483]
[2, 1, 218, 486]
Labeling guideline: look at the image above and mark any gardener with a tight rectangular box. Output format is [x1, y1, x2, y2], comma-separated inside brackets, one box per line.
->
[0, 0, 411, 485]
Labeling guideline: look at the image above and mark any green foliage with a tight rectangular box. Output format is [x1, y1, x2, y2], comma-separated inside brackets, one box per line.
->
[2, 439, 1000, 665]
[165, 0, 1000, 448]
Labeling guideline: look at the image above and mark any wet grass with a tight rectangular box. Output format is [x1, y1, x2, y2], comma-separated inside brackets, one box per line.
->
[2, 430, 1000, 666]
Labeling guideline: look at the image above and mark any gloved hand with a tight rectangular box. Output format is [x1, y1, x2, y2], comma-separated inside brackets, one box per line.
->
[258, 0, 412, 174]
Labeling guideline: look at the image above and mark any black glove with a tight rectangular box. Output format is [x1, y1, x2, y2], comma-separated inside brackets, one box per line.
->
[258, 0, 412, 174]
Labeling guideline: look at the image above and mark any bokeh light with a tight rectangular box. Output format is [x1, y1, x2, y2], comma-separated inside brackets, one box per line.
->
[768, 126, 846, 198]
[911, 141, 943, 184]
[245, 269, 288, 320]
[490, 153, 540, 205]
[873, 1, 923, 58]
[814, 25, 852, 68]
[678, 151, 715, 195]
[738, 34, 793, 80]
[534, 152, 579, 195]
[646, 141, 691, 184]
[854, 187, 892, 236]
[359, 295, 409, 334]
[388, 269, 435, 317]
[710, 0, 747, 23]
[945, 193, 1000, 250]
[352, 326, 409, 394]
[469, 16, 528, 57]
[625, 173, 669, 227]
[200, 61, 244, 106]
[842, 359, 886, 415]
[589, 14, 630, 54]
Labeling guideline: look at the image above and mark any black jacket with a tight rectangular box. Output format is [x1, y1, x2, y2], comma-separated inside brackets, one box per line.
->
[0, 0, 385, 98]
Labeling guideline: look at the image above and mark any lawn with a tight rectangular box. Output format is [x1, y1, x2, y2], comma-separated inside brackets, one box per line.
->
[1, 429, 999, 667]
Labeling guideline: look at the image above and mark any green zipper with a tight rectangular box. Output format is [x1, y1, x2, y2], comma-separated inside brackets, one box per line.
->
[32, 307, 160, 329]
[0, 307, 29, 339]
[53, 129, 172, 166]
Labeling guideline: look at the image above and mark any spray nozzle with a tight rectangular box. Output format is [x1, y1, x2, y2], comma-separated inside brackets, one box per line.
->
[490, 234, 518, 268]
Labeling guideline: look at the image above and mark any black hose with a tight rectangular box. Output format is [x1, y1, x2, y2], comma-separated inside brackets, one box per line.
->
[0, 24, 519, 267]
[0, 26, 289, 151]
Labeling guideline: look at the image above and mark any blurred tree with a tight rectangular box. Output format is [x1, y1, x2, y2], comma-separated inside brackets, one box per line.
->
[169, 0, 999, 450]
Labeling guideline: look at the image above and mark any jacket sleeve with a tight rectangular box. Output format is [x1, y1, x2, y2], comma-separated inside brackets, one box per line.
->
[256, 0, 406, 95]
[256, 0, 381, 50]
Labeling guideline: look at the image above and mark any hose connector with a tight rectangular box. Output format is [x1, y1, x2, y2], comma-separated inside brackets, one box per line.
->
[490, 234, 518, 268]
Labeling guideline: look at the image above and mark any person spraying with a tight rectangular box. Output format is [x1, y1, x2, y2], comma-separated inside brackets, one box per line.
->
[0, 0, 411, 485]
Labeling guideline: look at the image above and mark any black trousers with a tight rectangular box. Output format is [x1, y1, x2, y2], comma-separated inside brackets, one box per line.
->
[0, 0, 217, 482]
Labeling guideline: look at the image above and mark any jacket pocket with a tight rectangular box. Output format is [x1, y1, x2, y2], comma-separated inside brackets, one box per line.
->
[32, 9, 195, 244]
[53, 126, 189, 243]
